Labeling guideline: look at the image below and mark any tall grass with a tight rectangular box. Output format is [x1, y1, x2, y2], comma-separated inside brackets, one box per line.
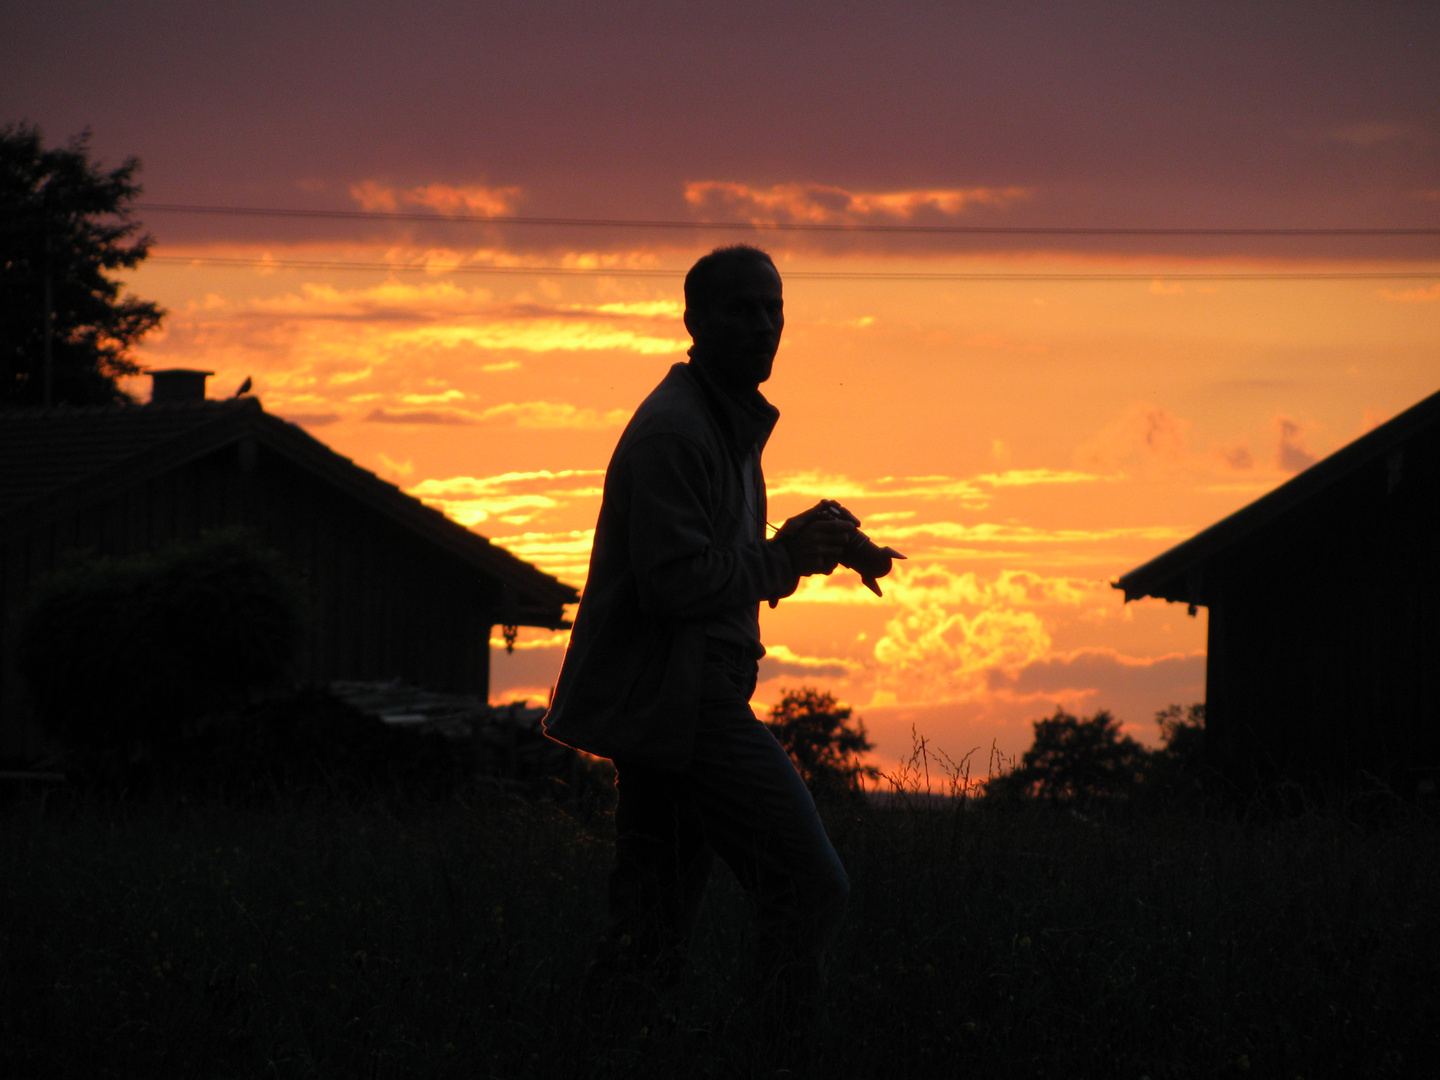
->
[2, 781, 1436, 1078]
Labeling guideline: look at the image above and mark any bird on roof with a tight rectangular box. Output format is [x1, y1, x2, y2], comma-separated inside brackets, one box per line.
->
[234, 376, 253, 398]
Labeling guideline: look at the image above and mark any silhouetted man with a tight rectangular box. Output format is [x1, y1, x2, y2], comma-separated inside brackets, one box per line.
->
[544, 245, 854, 1018]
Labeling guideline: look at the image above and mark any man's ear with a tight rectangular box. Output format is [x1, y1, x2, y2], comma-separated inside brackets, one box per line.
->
[682, 307, 699, 342]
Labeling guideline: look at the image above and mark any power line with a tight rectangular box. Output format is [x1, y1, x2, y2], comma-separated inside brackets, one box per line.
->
[147, 254, 1440, 281]
[136, 203, 1440, 238]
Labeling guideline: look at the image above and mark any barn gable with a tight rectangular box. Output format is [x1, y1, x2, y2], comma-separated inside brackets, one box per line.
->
[1115, 388, 1440, 795]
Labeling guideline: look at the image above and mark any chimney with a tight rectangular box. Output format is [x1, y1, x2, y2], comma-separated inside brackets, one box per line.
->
[148, 369, 214, 404]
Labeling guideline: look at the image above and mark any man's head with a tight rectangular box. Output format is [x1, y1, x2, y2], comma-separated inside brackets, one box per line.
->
[683, 245, 784, 392]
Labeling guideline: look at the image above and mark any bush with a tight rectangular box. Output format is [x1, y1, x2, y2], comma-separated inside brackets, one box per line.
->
[988, 702, 1214, 810]
[988, 707, 1147, 805]
[1142, 701, 1207, 804]
[17, 530, 303, 776]
[766, 687, 880, 803]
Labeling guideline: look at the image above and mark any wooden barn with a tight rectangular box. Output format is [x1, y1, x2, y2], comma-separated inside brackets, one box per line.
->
[0, 370, 578, 758]
[1116, 388, 1440, 797]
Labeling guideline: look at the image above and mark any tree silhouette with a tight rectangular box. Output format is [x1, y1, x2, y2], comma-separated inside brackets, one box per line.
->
[992, 708, 1147, 804]
[766, 687, 880, 801]
[1, 123, 164, 406]
[1143, 702, 1207, 801]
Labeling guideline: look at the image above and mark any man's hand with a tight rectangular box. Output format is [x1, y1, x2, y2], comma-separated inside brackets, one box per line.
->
[773, 501, 859, 576]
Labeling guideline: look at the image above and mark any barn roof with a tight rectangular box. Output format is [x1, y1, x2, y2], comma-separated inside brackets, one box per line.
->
[0, 398, 578, 628]
[1115, 386, 1440, 606]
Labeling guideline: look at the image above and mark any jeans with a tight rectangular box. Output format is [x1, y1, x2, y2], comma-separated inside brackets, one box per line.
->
[596, 651, 851, 990]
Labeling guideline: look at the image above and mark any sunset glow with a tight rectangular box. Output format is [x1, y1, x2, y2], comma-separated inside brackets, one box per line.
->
[11, 1, 1437, 770]
[118, 236, 1437, 769]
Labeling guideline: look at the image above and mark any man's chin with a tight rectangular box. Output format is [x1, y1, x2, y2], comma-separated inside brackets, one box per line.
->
[695, 350, 775, 390]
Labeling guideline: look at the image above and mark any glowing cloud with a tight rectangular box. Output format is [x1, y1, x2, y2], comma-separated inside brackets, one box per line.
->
[1077, 403, 1192, 474]
[882, 522, 1191, 546]
[1378, 283, 1440, 303]
[481, 402, 633, 429]
[277, 411, 340, 427]
[409, 470, 603, 527]
[245, 282, 687, 353]
[587, 300, 684, 318]
[758, 644, 858, 682]
[684, 181, 1032, 223]
[777, 565, 1133, 708]
[486, 629, 570, 651]
[1074, 404, 1279, 481]
[249, 278, 495, 318]
[883, 567, 1106, 609]
[146, 280, 690, 425]
[1273, 415, 1321, 473]
[988, 648, 1207, 735]
[975, 469, 1111, 488]
[872, 602, 1053, 704]
[364, 407, 473, 425]
[993, 646, 1205, 696]
[767, 468, 1104, 511]
[397, 322, 685, 355]
[1322, 121, 1414, 148]
[411, 469, 605, 497]
[485, 529, 596, 581]
[350, 180, 523, 216]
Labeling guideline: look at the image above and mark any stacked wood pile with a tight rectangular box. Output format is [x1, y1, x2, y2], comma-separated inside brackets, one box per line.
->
[330, 681, 576, 792]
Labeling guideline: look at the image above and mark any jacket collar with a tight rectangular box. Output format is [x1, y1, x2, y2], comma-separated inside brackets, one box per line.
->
[683, 355, 780, 458]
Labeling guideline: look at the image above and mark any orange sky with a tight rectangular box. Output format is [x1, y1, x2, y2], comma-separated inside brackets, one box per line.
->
[119, 234, 1439, 771]
[10, 1, 1438, 772]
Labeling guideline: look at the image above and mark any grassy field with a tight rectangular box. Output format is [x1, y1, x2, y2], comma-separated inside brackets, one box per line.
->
[2, 781, 1437, 1079]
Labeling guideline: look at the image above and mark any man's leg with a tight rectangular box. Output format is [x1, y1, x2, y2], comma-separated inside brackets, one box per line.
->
[590, 758, 714, 985]
[686, 661, 851, 994]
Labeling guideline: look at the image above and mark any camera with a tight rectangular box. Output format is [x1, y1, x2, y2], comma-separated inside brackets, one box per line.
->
[813, 500, 906, 596]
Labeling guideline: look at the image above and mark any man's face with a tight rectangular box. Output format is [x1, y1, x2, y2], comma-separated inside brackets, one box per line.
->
[685, 259, 785, 390]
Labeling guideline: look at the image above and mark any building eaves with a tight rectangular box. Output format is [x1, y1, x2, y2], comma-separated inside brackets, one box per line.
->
[1115, 385, 1440, 606]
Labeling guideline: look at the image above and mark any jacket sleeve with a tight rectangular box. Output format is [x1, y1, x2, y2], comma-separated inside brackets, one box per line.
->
[624, 432, 799, 619]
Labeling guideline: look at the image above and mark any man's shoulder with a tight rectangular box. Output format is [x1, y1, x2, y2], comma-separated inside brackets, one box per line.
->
[621, 363, 717, 446]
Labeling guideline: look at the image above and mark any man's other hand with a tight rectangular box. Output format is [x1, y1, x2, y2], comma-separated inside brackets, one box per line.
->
[773, 502, 858, 576]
